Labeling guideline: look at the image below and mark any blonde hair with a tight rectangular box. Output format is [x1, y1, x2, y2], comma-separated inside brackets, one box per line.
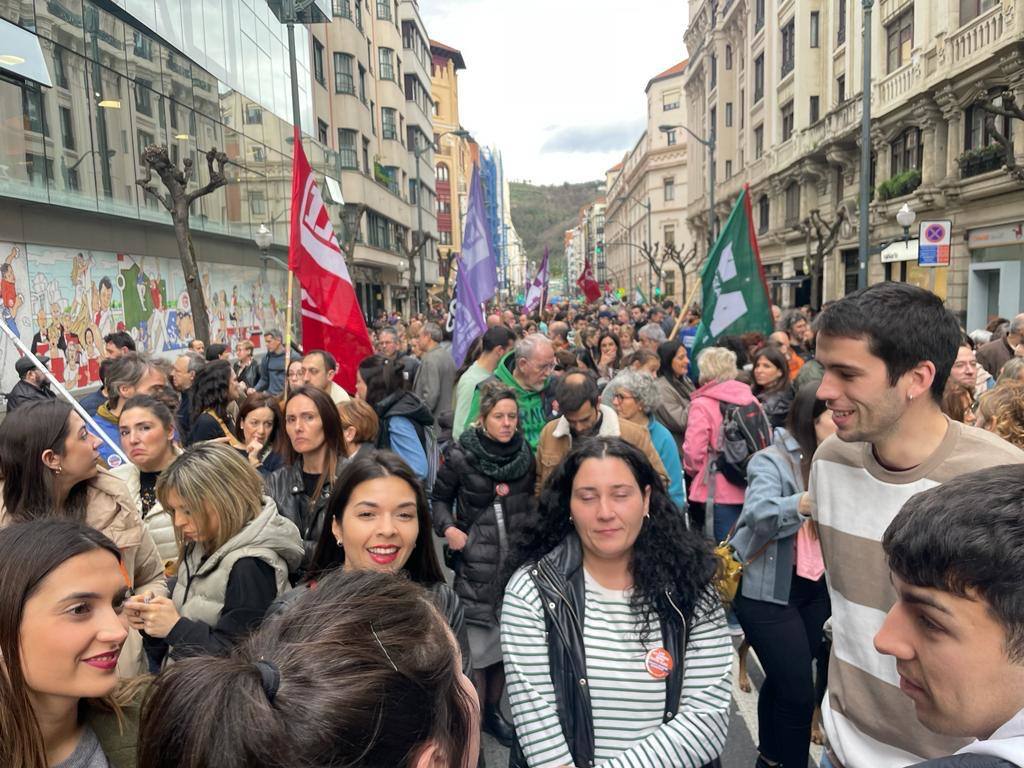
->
[156, 443, 264, 555]
[977, 382, 1024, 450]
[696, 346, 739, 386]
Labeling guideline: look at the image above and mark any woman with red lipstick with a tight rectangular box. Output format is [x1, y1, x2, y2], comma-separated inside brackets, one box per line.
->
[112, 395, 181, 570]
[0, 519, 145, 768]
[431, 381, 536, 747]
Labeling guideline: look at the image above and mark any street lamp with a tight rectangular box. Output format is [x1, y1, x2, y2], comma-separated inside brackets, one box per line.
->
[858, 0, 875, 289]
[411, 127, 471, 315]
[254, 223, 273, 254]
[660, 123, 716, 250]
[896, 202, 916, 246]
[614, 194, 653, 302]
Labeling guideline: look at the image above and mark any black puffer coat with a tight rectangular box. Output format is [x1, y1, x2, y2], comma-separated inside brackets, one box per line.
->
[430, 429, 535, 625]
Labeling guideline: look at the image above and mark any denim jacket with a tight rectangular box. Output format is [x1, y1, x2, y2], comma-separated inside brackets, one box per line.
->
[730, 428, 805, 605]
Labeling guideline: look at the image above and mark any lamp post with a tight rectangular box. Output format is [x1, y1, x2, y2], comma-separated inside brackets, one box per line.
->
[411, 128, 471, 315]
[858, 0, 875, 289]
[896, 202, 916, 248]
[660, 123, 716, 249]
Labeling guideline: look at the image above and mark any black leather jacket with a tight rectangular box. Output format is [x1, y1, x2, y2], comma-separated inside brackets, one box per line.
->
[511, 533, 719, 768]
[264, 460, 338, 572]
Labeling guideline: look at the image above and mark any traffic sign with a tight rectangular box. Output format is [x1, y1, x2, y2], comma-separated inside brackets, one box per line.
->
[918, 220, 952, 267]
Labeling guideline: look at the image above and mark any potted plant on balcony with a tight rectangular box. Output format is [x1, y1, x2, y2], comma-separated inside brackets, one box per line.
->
[876, 168, 922, 201]
[957, 144, 1004, 178]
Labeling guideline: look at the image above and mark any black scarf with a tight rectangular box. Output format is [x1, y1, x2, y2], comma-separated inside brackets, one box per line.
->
[458, 428, 532, 481]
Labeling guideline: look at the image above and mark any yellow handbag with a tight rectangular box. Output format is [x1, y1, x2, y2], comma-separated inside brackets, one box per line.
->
[714, 534, 770, 605]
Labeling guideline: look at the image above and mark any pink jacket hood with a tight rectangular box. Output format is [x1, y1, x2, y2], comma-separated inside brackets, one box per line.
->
[692, 379, 757, 406]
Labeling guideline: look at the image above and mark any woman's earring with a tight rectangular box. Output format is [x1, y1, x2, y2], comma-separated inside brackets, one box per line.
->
[53, 465, 62, 475]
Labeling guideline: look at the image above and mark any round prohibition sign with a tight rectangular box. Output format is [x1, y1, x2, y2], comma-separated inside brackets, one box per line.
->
[924, 223, 947, 243]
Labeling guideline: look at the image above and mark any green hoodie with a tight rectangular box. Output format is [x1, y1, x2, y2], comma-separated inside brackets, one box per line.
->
[466, 351, 554, 450]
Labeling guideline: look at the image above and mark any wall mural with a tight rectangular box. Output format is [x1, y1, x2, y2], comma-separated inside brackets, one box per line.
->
[0, 241, 288, 397]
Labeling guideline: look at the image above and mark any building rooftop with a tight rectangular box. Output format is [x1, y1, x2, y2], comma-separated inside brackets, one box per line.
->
[645, 59, 688, 92]
[430, 40, 466, 70]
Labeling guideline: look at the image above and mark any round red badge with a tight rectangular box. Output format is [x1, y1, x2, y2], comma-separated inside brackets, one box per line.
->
[644, 647, 674, 679]
[496, 483, 510, 497]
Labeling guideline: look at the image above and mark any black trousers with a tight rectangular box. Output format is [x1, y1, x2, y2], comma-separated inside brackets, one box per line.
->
[734, 573, 831, 768]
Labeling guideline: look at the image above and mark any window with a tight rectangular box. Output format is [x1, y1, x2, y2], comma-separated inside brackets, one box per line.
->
[890, 127, 923, 175]
[666, 129, 677, 146]
[358, 65, 367, 104]
[664, 225, 676, 248]
[333, 0, 351, 17]
[59, 107, 75, 150]
[376, 0, 391, 19]
[886, 7, 914, 73]
[663, 90, 680, 111]
[244, 103, 262, 124]
[378, 47, 395, 81]
[781, 101, 795, 141]
[134, 78, 152, 116]
[439, 230, 452, 245]
[362, 137, 370, 174]
[785, 182, 800, 225]
[781, 19, 795, 76]
[837, 0, 847, 44]
[710, 106, 717, 139]
[960, 0, 997, 24]
[133, 31, 153, 59]
[835, 167, 845, 203]
[21, 85, 44, 134]
[725, 45, 733, 70]
[436, 198, 451, 214]
[53, 47, 68, 88]
[810, 11, 820, 47]
[754, 54, 764, 102]
[725, 102, 733, 127]
[317, 119, 328, 145]
[725, 160, 733, 178]
[810, 95, 820, 123]
[248, 190, 266, 216]
[758, 195, 770, 234]
[837, 74, 846, 102]
[436, 163, 449, 181]
[334, 53, 355, 94]
[251, 145, 266, 162]
[740, 89, 745, 128]
[312, 39, 325, 86]
[755, 0, 765, 30]
[381, 107, 397, 140]
[710, 54, 717, 89]
[354, 0, 362, 30]
[664, 177, 675, 202]
[966, 94, 1011, 150]
[370, 101, 376, 134]
[368, 212, 391, 249]
[754, 124, 764, 158]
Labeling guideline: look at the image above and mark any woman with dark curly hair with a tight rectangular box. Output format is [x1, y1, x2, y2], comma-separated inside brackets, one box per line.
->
[500, 437, 730, 768]
[186, 359, 243, 446]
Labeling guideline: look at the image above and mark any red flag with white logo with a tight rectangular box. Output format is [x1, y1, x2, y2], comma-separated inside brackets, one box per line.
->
[289, 127, 373, 392]
[576, 257, 602, 303]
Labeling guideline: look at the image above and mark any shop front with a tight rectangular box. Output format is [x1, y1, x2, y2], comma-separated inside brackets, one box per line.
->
[880, 238, 949, 301]
[966, 223, 1024, 332]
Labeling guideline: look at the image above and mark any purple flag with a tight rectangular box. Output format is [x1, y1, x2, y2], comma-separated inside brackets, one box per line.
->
[524, 247, 549, 313]
[461, 163, 498, 303]
[451, 254, 487, 368]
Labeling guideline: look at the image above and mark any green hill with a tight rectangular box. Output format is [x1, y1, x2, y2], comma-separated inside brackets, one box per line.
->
[509, 180, 603, 280]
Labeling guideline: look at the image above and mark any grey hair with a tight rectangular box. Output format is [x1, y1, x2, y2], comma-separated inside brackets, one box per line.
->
[1010, 313, 1024, 337]
[105, 352, 159, 409]
[515, 333, 553, 363]
[264, 328, 283, 340]
[780, 309, 809, 333]
[638, 323, 666, 343]
[606, 369, 660, 414]
[377, 326, 399, 340]
[180, 351, 206, 374]
[548, 321, 569, 342]
[999, 357, 1024, 384]
[421, 322, 443, 343]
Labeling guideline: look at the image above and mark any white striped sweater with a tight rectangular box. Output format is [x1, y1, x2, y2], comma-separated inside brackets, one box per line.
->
[501, 567, 732, 768]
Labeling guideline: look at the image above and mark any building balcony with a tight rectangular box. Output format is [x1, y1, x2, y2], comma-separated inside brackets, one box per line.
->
[948, 4, 1004, 72]
[876, 60, 918, 114]
[959, 145, 1005, 179]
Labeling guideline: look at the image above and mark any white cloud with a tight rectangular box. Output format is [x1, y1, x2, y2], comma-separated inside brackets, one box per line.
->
[421, 0, 688, 184]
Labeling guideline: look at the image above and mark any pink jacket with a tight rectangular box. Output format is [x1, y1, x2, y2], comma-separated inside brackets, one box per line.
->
[682, 379, 758, 504]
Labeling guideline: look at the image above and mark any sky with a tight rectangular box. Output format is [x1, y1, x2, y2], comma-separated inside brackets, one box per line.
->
[420, 0, 690, 186]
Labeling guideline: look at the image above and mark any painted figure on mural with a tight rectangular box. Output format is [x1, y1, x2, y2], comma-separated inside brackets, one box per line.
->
[30, 308, 49, 358]
[83, 326, 101, 383]
[70, 252, 94, 329]
[95, 276, 116, 338]
[1, 246, 24, 337]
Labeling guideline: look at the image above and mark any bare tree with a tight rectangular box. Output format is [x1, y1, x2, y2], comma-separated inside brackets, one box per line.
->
[399, 230, 436, 314]
[136, 146, 229, 345]
[339, 202, 368, 265]
[436, 248, 458, 303]
[662, 242, 701, 305]
[793, 207, 847, 311]
[638, 240, 664, 292]
[979, 89, 1024, 183]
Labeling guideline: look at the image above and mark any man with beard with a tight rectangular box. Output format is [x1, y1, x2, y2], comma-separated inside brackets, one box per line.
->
[6, 355, 56, 411]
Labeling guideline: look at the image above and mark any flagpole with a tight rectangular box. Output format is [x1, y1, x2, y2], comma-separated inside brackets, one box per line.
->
[670, 277, 703, 341]
[0, 322, 130, 465]
[283, 270, 295, 391]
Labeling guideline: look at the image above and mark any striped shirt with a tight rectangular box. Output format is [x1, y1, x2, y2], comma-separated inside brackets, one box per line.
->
[501, 567, 732, 768]
[809, 419, 1024, 768]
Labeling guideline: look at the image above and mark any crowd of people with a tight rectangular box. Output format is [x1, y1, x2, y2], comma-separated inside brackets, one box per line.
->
[3, 284, 1024, 768]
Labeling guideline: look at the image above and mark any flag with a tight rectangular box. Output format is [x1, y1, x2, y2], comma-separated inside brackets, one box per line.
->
[289, 127, 373, 392]
[524, 247, 549, 313]
[451, 255, 487, 367]
[576, 257, 602, 303]
[690, 186, 773, 363]
[634, 285, 647, 305]
[461, 163, 498, 303]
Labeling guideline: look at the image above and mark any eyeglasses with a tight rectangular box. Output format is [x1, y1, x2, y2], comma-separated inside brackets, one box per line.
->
[612, 392, 635, 402]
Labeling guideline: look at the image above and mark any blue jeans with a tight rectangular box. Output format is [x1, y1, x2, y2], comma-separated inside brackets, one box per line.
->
[820, 751, 836, 768]
[713, 503, 743, 543]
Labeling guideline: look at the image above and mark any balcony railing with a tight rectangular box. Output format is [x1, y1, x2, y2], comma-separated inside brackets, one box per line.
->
[948, 5, 1004, 70]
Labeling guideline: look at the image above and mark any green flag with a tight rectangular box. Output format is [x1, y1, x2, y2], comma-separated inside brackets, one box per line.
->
[691, 187, 773, 362]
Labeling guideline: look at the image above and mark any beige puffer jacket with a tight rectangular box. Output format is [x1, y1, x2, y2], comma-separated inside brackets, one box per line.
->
[112, 454, 181, 571]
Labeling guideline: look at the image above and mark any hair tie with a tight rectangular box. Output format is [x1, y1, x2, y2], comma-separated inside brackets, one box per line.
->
[255, 658, 280, 705]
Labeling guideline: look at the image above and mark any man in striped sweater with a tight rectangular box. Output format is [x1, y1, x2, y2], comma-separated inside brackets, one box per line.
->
[805, 283, 1024, 768]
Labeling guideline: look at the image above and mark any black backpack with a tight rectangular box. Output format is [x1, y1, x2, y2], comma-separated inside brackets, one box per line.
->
[716, 401, 772, 486]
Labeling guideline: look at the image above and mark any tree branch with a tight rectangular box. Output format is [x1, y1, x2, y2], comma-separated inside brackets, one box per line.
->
[186, 148, 230, 205]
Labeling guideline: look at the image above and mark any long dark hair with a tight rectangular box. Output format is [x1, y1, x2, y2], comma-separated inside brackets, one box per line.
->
[307, 450, 444, 584]
[786, 383, 829, 486]
[358, 354, 406, 405]
[190, 358, 233, 424]
[233, 391, 287, 456]
[137, 569, 477, 768]
[751, 344, 790, 395]
[283, 386, 347, 502]
[0, 520, 125, 768]
[0, 400, 88, 520]
[503, 437, 717, 639]
[596, 332, 622, 368]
